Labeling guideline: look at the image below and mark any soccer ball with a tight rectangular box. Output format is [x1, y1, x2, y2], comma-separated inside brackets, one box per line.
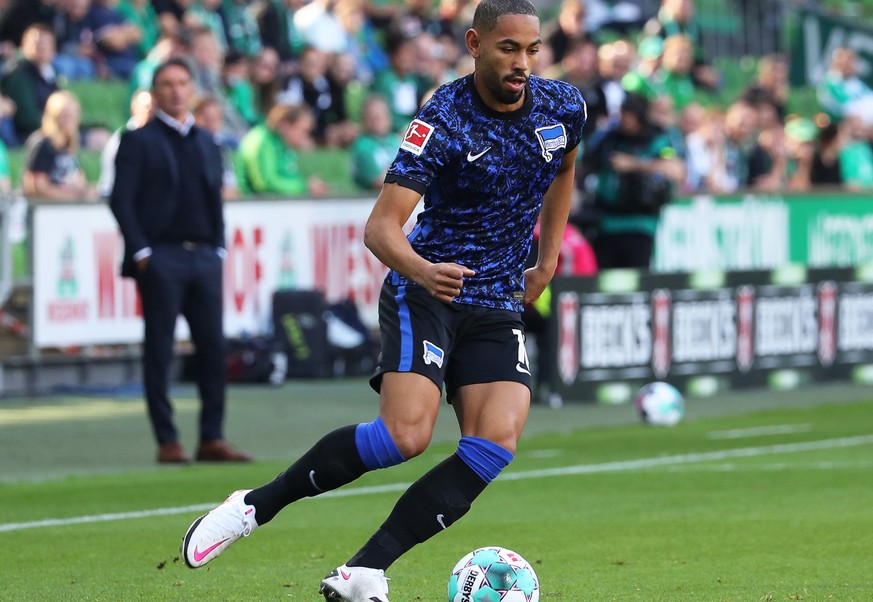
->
[634, 381, 685, 426]
[447, 546, 539, 602]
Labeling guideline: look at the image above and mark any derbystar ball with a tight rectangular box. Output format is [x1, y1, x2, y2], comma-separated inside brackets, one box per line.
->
[448, 546, 539, 602]
[634, 381, 685, 426]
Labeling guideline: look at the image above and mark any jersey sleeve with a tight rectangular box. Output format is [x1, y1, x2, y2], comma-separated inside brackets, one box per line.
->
[563, 85, 588, 152]
[384, 94, 456, 195]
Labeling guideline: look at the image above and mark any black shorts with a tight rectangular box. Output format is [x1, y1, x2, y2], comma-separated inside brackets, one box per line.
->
[369, 282, 532, 402]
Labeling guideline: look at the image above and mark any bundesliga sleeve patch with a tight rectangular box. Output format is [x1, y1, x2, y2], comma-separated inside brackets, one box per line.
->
[400, 119, 435, 156]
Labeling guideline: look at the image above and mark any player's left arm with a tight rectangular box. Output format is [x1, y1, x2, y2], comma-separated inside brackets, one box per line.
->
[524, 145, 578, 306]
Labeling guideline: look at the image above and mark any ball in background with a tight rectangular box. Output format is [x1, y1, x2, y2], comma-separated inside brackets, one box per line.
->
[634, 381, 685, 426]
[448, 546, 539, 602]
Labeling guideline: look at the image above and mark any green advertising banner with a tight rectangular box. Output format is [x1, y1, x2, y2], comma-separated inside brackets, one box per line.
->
[788, 195, 873, 266]
[654, 193, 873, 272]
[787, 6, 873, 87]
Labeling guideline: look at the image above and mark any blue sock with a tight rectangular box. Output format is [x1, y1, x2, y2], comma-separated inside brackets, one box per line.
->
[456, 436, 514, 483]
[355, 417, 406, 470]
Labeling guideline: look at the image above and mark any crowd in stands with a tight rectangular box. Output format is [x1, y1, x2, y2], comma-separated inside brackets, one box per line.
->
[0, 0, 871, 209]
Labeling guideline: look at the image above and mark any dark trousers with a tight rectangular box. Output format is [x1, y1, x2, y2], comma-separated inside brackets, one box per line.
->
[593, 231, 654, 270]
[136, 244, 226, 445]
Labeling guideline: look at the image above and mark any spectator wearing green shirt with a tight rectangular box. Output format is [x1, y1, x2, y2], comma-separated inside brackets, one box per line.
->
[117, 0, 161, 59]
[370, 30, 429, 132]
[657, 34, 695, 111]
[222, 50, 259, 126]
[127, 32, 186, 100]
[187, 0, 229, 53]
[350, 95, 400, 191]
[620, 36, 664, 101]
[235, 103, 329, 197]
[643, 0, 719, 90]
[818, 47, 873, 126]
[0, 136, 10, 193]
[222, 0, 263, 57]
[839, 114, 873, 190]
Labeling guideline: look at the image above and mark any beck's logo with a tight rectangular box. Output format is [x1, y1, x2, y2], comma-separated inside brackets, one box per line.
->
[535, 123, 567, 161]
[401, 119, 435, 156]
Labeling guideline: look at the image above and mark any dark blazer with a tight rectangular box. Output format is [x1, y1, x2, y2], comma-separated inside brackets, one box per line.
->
[110, 118, 225, 278]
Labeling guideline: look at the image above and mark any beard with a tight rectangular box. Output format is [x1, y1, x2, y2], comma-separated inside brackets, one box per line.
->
[483, 70, 526, 106]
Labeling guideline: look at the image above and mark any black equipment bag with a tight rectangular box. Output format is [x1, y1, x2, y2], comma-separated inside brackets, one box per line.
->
[272, 290, 330, 378]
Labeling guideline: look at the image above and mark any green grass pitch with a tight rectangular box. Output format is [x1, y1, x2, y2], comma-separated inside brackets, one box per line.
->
[0, 379, 871, 601]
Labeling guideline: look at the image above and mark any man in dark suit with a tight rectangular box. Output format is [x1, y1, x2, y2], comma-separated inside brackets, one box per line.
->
[110, 57, 251, 464]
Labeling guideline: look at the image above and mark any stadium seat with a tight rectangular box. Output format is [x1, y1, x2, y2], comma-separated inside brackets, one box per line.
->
[62, 80, 130, 132]
[297, 147, 360, 197]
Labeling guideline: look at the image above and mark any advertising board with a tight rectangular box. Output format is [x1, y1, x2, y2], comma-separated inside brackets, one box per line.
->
[551, 266, 873, 403]
[31, 199, 384, 348]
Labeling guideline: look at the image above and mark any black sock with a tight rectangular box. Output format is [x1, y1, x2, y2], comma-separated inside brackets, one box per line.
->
[347, 454, 487, 570]
[245, 425, 367, 524]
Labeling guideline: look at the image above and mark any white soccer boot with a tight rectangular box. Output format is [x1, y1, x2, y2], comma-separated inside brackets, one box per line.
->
[319, 564, 390, 601]
[182, 489, 258, 568]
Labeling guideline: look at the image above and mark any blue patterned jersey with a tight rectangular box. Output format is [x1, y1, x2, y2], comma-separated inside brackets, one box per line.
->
[385, 73, 586, 312]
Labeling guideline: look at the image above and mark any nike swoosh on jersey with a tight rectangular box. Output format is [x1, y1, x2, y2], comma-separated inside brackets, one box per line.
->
[466, 147, 491, 162]
[516, 362, 531, 375]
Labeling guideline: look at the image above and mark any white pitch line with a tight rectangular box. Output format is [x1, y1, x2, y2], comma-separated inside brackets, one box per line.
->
[1, 435, 871, 534]
[706, 424, 813, 440]
[500, 434, 873, 481]
[642, 460, 873, 473]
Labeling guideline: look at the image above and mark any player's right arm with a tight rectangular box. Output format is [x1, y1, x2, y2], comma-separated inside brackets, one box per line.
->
[365, 182, 475, 303]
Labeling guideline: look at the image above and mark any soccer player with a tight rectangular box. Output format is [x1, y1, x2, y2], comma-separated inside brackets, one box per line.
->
[181, 0, 586, 599]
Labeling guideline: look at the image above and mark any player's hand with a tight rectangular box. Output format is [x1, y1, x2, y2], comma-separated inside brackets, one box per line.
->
[419, 262, 475, 303]
[523, 266, 552, 306]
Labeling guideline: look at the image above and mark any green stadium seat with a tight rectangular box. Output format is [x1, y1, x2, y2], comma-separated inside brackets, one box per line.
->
[62, 80, 130, 132]
[297, 147, 359, 197]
